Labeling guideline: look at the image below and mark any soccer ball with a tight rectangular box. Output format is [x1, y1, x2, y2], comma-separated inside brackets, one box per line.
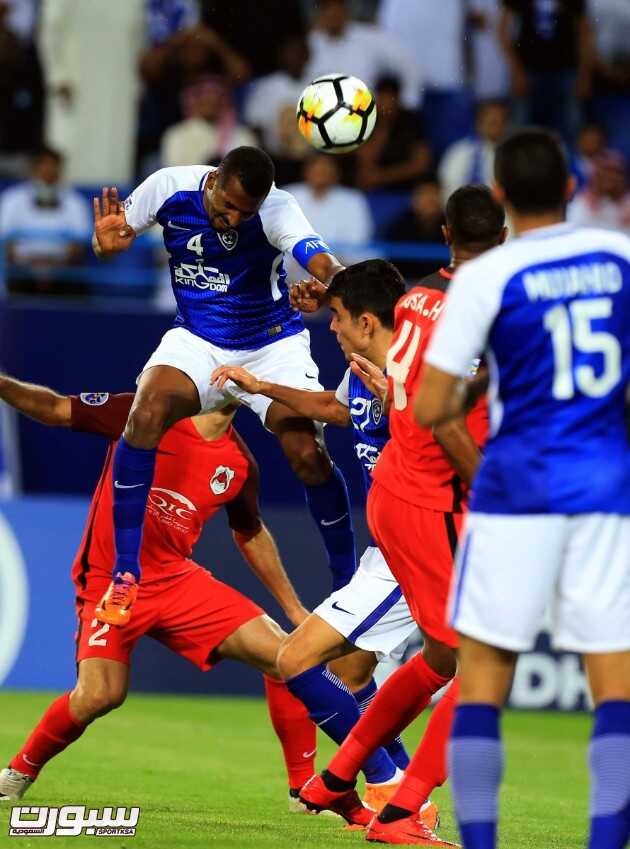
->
[296, 74, 377, 154]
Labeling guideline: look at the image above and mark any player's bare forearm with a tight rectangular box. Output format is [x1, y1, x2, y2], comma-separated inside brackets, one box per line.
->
[234, 524, 309, 627]
[0, 375, 71, 426]
[414, 365, 464, 427]
[211, 367, 349, 425]
[433, 417, 481, 486]
[307, 252, 344, 286]
[258, 383, 349, 426]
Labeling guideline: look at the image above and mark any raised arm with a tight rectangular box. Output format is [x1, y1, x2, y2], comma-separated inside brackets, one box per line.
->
[0, 374, 71, 426]
[211, 366, 351, 426]
[92, 186, 136, 259]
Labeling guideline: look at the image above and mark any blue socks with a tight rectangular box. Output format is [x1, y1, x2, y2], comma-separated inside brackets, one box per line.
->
[111, 437, 156, 582]
[449, 704, 503, 849]
[588, 700, 630, 849]
[354, 678, 410, 770]
[304, 465, 356, 591]
[286, 665, 397, 784]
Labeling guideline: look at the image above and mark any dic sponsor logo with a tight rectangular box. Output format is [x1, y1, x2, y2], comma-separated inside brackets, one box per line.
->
[147, 488, 197, 532]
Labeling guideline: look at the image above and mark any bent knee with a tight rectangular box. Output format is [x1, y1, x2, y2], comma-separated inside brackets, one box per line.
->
[72, 684, 126, 722]
[422, 639, 458, 680]
[125, 398, 172, 446]
[281, 438, 330, 485]
[276, 638, 311, 681]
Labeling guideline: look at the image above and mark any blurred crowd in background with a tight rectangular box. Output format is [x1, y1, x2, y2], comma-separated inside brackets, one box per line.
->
[1, 0, 630, 302]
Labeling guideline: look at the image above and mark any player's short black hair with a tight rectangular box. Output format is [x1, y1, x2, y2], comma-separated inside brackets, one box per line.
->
[445, 185, 505, 250]
[327, 260, 406, 329]
[32, 144, 63, 164]
[494, 127, 569, 214]
[218, 146, 275, 199]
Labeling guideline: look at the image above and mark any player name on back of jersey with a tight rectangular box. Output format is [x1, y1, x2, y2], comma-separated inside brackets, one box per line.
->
[399, 290, 445, 321]
[522, 261, 622, 301]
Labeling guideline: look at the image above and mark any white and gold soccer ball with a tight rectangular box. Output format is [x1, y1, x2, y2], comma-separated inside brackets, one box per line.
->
[296, 74, 377, 154]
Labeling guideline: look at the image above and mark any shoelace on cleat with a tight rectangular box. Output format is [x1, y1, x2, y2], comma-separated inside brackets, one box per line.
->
[109, 581, 135, 607]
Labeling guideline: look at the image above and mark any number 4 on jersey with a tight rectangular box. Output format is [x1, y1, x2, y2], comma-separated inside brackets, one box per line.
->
[186, 233, 204, 257]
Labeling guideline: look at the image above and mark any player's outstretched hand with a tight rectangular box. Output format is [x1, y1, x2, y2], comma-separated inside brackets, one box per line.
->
[93, 187, 135, 255]
[289, 279, 328, 313]
[211, 366, 262, 394]
[350, 354, 389, 405]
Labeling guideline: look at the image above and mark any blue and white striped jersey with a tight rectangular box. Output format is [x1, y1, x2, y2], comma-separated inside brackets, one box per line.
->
[426, 223, 630, 515]
[336, 367, 389, 500]
[124, 165, 330, 350]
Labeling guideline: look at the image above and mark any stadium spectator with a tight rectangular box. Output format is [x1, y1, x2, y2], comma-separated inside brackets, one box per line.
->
[468, 0, 510, 100]
[38, 0, 145, 185]
[244, 36, 309, 157]
[589, 0, 630, 163]
[202, 0, 305, 77]
[497, 0, 594, 145]
[378, 0, 473, 157]
[567, 149, 630, 236]
[286, 154, 373, 264]
[1, 0, 37, 41]
[138, 21, 251, 174]
[0, 0, 43, 178]
[438, 100, 509, 202]
[304, 0, 421, 111]
[271, 105, 312, 187]
[570, 122, 608, 190]
[384, 180, 445, 280]
[355, 76, 432, 192]
[161, 79, 257, 167]
[0, 146, 91, 296]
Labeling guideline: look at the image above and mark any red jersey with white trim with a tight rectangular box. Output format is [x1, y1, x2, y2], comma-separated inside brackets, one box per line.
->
[69, 393, 260, 598]
[372, 269, 488, 511]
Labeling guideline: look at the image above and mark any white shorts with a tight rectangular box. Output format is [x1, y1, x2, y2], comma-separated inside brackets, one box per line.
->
[314, 547, 419, 661]
[449, 512, 630, 654]
[140, 326, 323, 422]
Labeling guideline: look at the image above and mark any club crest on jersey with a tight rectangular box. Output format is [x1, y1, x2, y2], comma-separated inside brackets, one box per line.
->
[210, 465, 235, 495]
[79, 392, 109, 406]
[217, 229, 238, 251]
[371, 399, 383, 425]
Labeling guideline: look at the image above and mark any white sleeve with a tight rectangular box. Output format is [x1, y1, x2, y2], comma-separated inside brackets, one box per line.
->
[335, 369, 351, 407]
[123, 169, 173, 235]
[425, 259, 504, 376]
[260, 187, 332, 268]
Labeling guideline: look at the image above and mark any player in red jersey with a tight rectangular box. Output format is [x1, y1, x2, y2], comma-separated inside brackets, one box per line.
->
[0, 376, 317, 810]
[300, 186, 507, 845]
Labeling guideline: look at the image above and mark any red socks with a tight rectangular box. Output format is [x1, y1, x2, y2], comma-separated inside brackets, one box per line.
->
[264, 675, 316, 790]
[327, 652, 452, 783]
[387, 677, 460, 812]
[10, 692, 86, 780]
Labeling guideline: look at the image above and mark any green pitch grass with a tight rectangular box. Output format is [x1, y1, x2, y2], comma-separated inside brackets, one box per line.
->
[0, 690, 591, 848]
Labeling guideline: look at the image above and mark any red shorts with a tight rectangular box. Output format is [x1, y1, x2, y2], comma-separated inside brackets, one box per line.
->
[75, 564, 263, 670]
[367, 481, 462, 649]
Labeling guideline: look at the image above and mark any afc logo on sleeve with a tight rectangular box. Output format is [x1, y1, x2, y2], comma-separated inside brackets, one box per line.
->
[79, 393, 109, 406]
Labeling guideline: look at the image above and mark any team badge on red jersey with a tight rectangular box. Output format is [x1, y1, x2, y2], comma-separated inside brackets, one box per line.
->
[79, 392, 109, 406]
[210, 466, 235, 495]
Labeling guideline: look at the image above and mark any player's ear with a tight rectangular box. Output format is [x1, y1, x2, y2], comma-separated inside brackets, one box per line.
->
[491, 183, 505, 205]
[499, 226, 509, 245]
[565, 175, 577, 202]
[442, 224, 452, 247]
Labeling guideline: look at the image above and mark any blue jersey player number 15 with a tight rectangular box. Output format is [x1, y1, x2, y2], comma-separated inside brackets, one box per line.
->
[91, 147, 355, 627]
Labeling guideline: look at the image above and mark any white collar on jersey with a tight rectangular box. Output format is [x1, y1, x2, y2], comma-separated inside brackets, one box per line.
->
[518, 222, 576, 241]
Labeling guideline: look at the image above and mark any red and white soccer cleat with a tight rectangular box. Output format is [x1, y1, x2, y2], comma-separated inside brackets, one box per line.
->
[95, 571, 138, 626]
[299, 774, 374, 826]
[0, 768, 34, 801]
[366, 813, 460, 846]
